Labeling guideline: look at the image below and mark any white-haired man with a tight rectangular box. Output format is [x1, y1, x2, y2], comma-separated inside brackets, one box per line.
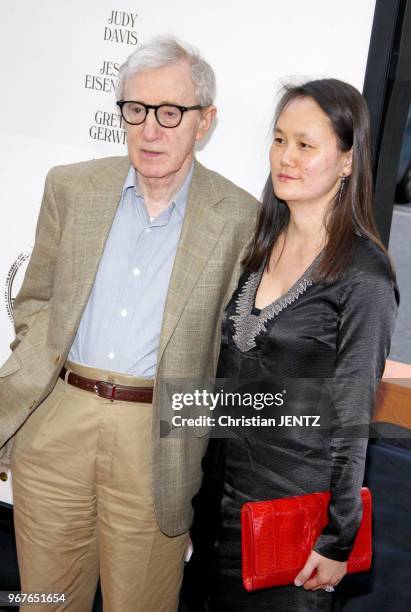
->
[0, 36, 257, 611]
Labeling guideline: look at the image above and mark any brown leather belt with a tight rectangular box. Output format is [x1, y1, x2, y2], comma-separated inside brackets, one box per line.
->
[59, 367, 153, 403]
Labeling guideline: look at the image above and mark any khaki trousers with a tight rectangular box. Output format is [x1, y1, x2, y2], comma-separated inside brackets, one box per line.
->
[11, 361, 188, 612]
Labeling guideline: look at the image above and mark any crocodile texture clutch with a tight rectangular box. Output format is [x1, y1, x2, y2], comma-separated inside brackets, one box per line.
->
[241, 487, 372, 591]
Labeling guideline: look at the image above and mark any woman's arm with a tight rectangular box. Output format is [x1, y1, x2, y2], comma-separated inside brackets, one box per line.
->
[296, 244, 399, 589]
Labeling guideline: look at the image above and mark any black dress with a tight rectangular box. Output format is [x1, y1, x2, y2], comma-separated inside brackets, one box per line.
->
[190, 236, 399, 612]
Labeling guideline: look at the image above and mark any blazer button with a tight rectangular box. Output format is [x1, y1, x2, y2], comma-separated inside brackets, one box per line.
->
[54, 354, 61, 365]
[0, 472, 8, 482]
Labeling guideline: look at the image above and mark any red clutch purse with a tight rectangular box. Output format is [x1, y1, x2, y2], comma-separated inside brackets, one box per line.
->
[241, 487, 372, 591]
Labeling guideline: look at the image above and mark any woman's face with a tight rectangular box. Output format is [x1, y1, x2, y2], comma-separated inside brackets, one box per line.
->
[270, 96, 351, 206]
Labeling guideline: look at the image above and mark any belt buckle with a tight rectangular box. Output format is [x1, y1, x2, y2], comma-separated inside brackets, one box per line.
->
[94, 380, 117, 401]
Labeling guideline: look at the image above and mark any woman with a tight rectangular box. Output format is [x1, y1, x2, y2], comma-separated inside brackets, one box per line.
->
[189, 79, 399, 612]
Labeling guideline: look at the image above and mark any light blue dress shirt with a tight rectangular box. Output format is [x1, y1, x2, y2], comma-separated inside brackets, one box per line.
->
[68, 164, 193, 377]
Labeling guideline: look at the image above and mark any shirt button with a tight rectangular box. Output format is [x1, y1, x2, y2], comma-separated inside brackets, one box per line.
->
[108, 352, 115, 360]
[133, 267, 140, 276]
[121, 308, 127, 317]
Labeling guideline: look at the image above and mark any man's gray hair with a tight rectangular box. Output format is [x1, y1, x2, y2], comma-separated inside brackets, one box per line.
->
[116, 35, 216, 106]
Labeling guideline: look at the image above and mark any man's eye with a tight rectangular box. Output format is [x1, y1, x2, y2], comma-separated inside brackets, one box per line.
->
[273, 137, 284, 144]
[300, 142, 312, 149]
[164, 109, 178, 117]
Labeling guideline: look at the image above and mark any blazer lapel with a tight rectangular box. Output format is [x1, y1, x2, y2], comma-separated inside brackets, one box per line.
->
[157, 160, 226, 365]
[67, 157, 130, 337]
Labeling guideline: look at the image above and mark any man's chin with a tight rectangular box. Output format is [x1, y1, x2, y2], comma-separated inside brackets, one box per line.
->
[135, 168, 171, 181]
[129, 158, 169, 180]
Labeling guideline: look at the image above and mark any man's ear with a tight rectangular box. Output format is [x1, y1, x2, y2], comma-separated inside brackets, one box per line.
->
[196, 106, 217, 141]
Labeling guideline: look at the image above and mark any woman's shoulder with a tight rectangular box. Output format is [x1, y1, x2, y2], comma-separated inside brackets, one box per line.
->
[347, 235, 394, 279]
[341, 235, 399, 305]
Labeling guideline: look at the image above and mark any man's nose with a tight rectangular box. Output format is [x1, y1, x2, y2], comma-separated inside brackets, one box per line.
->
[142, 109, 162, 140]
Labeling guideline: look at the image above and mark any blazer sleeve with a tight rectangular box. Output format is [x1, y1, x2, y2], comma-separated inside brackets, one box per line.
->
[10, 168, 61, 352]
[313, 250, 399, 561]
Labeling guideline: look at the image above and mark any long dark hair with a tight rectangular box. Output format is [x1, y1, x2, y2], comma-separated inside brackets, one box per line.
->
[243, 79, 394, 282]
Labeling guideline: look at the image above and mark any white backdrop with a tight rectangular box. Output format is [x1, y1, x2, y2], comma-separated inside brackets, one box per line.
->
[0, 0, 376, 501]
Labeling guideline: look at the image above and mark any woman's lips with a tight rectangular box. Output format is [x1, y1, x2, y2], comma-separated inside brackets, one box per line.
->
[277, 174, 298, 181]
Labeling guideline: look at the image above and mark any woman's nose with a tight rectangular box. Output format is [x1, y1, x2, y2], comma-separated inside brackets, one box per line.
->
[280, 144, 296, 167]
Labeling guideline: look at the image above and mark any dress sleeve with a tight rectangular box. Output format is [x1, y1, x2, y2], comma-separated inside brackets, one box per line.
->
[313, 248, 399, 561]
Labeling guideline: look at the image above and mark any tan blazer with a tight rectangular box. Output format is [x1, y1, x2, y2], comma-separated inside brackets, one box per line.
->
[0, 156, 257, 535]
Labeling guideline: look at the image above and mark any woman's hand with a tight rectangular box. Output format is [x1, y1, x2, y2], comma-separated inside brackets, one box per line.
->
[294, 550, 347, 591]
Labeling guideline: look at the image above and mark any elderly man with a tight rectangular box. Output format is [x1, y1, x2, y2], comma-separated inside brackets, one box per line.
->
[0, 36, 257, 611]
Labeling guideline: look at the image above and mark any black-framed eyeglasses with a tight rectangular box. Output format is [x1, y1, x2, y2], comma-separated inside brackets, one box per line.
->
[116, 100, 204, 128]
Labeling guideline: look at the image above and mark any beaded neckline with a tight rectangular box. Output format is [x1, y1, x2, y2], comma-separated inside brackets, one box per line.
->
[230, 255, 321, 353]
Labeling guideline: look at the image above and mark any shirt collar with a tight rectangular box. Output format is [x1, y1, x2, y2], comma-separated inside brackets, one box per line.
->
[123, 162, 194, 219]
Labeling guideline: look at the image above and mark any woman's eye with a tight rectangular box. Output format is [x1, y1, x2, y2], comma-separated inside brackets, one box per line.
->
[300, 142, 312, 149]
[273, 137, 284, 145]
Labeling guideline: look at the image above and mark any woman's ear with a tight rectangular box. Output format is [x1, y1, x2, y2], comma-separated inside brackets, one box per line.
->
[342, 148, 353, 177]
